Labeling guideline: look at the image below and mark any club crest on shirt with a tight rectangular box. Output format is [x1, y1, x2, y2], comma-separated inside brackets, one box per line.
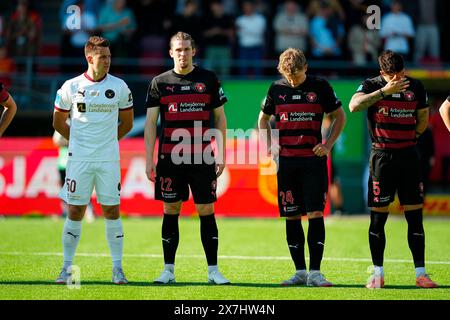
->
[306, 92, 317, 102]
[194, 83, 206, 93]
[404, 91, 415, 101]
[105, 89, 115, 99]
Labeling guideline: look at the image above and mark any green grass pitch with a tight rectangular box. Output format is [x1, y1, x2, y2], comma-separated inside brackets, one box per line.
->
[0, 215, 449, 300]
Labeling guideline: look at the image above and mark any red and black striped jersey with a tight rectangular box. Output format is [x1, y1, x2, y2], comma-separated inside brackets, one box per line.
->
[0, 82, 9, 103]
[261, 76, 342, 158]
[145, 66, 227, 158]
[356, 75, 428, 150]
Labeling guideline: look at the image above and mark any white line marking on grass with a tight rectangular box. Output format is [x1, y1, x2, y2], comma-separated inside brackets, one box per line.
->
[1, 251, 450, 265]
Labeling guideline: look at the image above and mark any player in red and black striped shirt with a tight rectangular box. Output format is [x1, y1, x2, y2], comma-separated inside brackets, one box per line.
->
[144, 32, 229, 285]
[350, 50, 438, 289]
[0, 82, 17, 137]
[259, 48, 346, 287]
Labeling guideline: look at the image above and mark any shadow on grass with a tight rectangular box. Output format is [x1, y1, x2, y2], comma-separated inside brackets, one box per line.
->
[1, 281, 449, 289]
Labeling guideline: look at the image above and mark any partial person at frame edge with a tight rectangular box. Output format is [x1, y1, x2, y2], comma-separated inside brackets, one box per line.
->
[0, 82, 17, 138]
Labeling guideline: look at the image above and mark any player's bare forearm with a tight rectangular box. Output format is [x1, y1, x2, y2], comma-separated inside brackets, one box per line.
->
[0, 95, 17, 137]
[213, 106, 227, 165]
[144, 108, 158, 182]
[118, 109, 134, 140]
[415, 108, 429, 138]
[144, 108, 159, 162]
[349, 91, 383, 112]
[258, 111, 272, 155]
[439, 100, 450, 132]
[350, 76, 410, 113]
[324, 107, 346, 150]
[52, 111, 70, 140]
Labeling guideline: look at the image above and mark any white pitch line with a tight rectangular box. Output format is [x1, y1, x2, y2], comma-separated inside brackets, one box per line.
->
[1, 251, 450, 265]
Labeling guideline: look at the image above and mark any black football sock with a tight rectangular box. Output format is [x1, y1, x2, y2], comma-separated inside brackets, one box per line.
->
[286, 219, 306, 271]
[369, 211, 388, 266]
[200, 214, 218, 266]
[161, 214, 179, 265]
[307, 216, 325, 271]
[405, 209, 425, 268]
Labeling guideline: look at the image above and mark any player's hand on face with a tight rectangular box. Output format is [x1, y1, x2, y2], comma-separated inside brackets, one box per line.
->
[146, 161, 156, 182]
[312, 143, 330, 157]
[216, 163, 225, 178]
[383, 75, 409, 95]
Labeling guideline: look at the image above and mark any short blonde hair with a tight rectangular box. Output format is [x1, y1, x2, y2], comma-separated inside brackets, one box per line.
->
[170, 32, 196, 49]
[277, 48, 307, 77]
[84, 36, 110, 56]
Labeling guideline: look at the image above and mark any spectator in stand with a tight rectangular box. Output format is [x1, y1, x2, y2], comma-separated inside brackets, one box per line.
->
[60, 0, 98, 73]
[0, 44, 16, 88]
[222, 0, 238, 17]
[414, 0, 440, 64]
[6, 0, 42, 58]
[98, 0, 137, 58]
[235, 0, 267, 77]
[203, 0, 234, 77]
[132, 0, 173, 47]
[0, 2, 15, 46]
[175, 0, 203, 16]
[171, 0, 203, 53]
[309, 1, 345, 59]
[273, 0, 309, 55]
[380, 0, 415, 59]
[252, 0, 271, 16]
[131, 0, 173, 75]
[307, 0, 345, 22]
[348, 14, 381, 66]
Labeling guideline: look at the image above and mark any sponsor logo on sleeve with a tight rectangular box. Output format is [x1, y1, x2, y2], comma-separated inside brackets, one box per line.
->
[55, 93, 62, 105]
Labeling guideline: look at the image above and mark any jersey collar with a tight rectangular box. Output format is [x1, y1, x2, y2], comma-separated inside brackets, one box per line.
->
[83, 72, 107, 83]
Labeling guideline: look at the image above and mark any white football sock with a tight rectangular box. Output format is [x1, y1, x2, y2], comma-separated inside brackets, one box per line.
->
[374, 266, 384, 276]
[105, 218, 124, 269]
[62, 218, 82, 269]
[415, 267, 426, 278]
[208, 265, 218, 274]
[164, 264, 175, 273]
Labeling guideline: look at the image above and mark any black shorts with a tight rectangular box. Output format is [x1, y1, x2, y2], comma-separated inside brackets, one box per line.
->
[155, 158, 217, 204]
[368, 148, 424, 207]
[277, 156, 328, 217]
